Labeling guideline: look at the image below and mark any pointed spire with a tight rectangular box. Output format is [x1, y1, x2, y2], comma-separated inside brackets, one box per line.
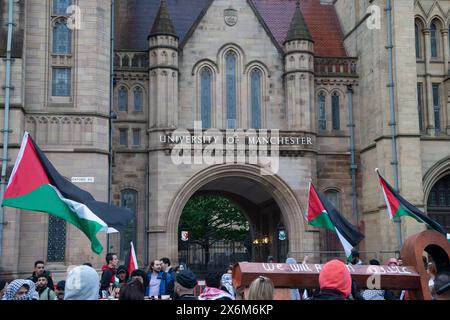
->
[284, 0, 313, 43]
[149, 0, 177, 38]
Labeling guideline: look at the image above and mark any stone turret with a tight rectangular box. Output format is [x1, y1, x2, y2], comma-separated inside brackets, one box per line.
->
[148, 0, 179, 128]
[283, 1, 314, 131]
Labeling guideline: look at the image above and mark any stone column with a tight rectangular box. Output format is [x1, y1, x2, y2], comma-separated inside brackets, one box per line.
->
[441, 29, 450, 135]
[441, 29, 449, 76]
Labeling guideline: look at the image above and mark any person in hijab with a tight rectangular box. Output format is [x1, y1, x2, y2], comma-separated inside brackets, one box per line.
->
[220, 272, 235, 299]
[2, 279, 39, 300]
[64, 265, 100, 300]
[285, 257, 301, 300]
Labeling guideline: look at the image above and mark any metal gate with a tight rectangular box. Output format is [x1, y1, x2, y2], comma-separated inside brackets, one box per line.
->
[178, 238, 252, 278]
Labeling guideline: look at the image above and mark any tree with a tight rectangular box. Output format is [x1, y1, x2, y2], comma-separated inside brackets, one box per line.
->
[179, 195, 250, 267]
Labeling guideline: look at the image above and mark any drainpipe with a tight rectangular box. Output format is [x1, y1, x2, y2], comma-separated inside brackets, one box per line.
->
[386, 0, 402, 250]
[107, 0, 115, 252]
[347, 85, 358, 226]
[144, 165, 149, 266]
[0, 0, 15, 262]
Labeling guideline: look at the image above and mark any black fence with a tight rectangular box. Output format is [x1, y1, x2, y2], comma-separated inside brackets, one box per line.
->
[178, 239, 251, 278]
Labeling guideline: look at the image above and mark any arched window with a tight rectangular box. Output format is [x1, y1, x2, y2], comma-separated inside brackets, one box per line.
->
[200, 67, 212, 129]
[133, 87, 142, 112]
[415, 23, 422, 59]
[250, 69, 262, 129]
[318, 92, 326, 131]
[53, 0, 71, 16]
[120, 190, 138, 261]
[331, 93, 340, 131]
[53, 20, 71, 54]
[431, 22, 439, 58]
[118, 87, 128, 112]
[226, 51, 237, 129]
[325, 190, 340, 210]
[427, 175, 450, 232]
[47, 216, 66, 262]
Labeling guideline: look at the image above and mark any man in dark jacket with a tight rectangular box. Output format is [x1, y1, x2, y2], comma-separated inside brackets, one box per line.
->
[28, 260, 54, 290]
[160, 257, 175, 296]
[173, 270, 198, 300]
[311, 260, 351, 300]
[100, 253, 119, 291]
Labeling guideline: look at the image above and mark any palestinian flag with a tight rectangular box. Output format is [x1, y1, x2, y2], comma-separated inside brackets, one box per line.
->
[306, 182, 365, 259]
[376, 169, 450, 241]
[128, 241, 138, 275]
[1, 132, 134, 254]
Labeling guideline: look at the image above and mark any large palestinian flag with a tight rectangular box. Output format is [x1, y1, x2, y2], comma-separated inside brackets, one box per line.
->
[1, 132, 134, 254]
[376, 169, 450, 241]
[306, 183, 365, 259]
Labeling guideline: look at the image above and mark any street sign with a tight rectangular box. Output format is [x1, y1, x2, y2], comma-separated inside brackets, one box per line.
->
[71, 177, 95, 183]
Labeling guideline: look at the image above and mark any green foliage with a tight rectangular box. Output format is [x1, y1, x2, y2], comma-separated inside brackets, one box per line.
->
[179, 195, 250, 248]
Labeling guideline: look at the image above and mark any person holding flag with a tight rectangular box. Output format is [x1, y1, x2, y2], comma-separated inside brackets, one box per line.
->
[376, 168, 450, 241]
[1, 132, 134, 254]
[306, 182, 365, 261]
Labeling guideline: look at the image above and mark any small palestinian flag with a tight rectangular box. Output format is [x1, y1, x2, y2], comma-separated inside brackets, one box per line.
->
[306, 182, 365, 259]
[128, 241, 138, 275]
[376, 168, 450, 241]
[1, 132, 134, 254]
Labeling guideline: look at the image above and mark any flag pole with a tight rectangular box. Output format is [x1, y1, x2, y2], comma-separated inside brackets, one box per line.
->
[385, 0, 402, 252]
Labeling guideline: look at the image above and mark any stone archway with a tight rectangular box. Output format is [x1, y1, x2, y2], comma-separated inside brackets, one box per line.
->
[166, 164, 305, 264]
[423, 156, 450, 203]
[423, 157, 450, 233]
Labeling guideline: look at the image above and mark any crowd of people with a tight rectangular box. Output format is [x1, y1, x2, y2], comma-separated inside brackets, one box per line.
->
[0, 252, 449, 301]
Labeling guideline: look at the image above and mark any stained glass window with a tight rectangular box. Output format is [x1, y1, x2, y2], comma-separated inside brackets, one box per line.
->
[332, 94, 340, 131]
[47, 216, 66, 262]
[52, 68, 71, 97]
[53, 0, 71, 16]
[226, 52, 237, 129]
[200, 68, 212, 129]
[118, 87, 128, 112]
[53, 21, 71, 54]
[318, 93, 326, 131]
[134, 87, 142, 112]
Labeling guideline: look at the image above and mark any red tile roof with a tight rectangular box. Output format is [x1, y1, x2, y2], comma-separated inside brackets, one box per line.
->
[115, 0, 347, 57]
[252, 0, 347, 57]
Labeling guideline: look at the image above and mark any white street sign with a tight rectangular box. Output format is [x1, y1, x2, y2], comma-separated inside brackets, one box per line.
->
[71, 177, 95, 183]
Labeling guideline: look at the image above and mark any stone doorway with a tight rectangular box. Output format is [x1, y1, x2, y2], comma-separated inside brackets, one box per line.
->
[165, 164, 304, 268]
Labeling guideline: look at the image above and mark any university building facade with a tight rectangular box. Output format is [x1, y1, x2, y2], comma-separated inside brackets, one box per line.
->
[0, 0, 449, 277]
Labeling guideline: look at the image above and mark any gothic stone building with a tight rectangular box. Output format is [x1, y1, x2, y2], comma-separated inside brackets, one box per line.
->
[1, 0, 450, 277]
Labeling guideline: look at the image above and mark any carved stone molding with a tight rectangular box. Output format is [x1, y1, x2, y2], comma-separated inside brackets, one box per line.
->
[26, 115, 95, 146]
